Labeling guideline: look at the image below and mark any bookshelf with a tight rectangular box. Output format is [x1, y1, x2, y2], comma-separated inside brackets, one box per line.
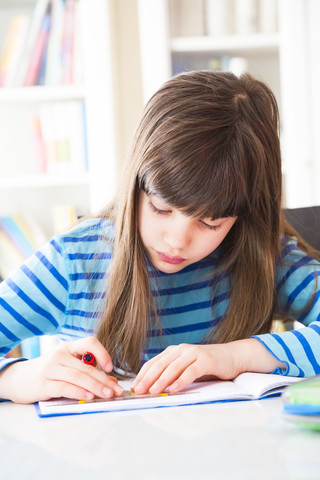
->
[0, 171, 90, 189]
[0, 0, 117, 237]
[0, 0, 118, 359]
[137, 0, 320, 209]
[170, 32, 279, 53]
[137, 0, 280, 105]
[0, 84, 86, 102]
[170, 30, 280, 104]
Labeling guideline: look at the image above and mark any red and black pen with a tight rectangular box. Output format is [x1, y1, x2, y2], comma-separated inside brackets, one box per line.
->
[81, 352, 97, 367]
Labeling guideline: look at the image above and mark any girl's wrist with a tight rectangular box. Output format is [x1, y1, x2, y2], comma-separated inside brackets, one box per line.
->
[0, 361, 24, 402]
[230, 338, 285, 374]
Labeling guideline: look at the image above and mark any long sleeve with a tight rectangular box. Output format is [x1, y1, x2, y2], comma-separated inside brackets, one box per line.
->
[0, 217, 113, 374]
[253, 240, 320, 377]
[0, 235, 70, 372]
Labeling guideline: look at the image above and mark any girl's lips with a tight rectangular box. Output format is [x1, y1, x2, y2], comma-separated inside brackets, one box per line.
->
[156, 251, 186, 265]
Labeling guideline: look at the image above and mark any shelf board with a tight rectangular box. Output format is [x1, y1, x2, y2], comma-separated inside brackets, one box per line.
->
[0, 0, 35, 5]
[0, 172, 90, 189]
[171, 33, 279, 54]
[0, 85, 87, 103]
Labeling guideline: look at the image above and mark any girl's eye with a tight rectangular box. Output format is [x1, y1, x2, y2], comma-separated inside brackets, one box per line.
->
[149, 202, 170, 215]
[200, 220, 222, 231]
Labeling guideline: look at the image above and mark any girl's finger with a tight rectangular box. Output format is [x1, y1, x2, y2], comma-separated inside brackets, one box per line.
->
[77, 363, 123, 396]
[45, 364, 123, 399]
[147, 353, 199, 394]
[132, 358, 157, 389]
[134, 347, 184, 393]
[56, 351, 117, 387]
[43, 380, 95, 402]
[133, 345, 185, 389]
[49, 344, 124, 397]
[65, 337, 113, 372]
[167, 361, 201, 393]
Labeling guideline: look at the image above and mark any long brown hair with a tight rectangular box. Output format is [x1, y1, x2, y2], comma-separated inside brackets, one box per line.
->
[97, 71, 317, 374]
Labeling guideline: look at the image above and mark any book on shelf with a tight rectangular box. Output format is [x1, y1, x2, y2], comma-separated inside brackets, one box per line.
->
[0, 0, 83, 88]
[52, 204, 77, 233]
[32, 116, 47, 173]
[44, 0, 83, 86]
[32, 100, 88, 174]
[259, 0, 278, 33]
[205, 0, 234, 36]
[24, 4, 52, 87]
[234, 0, 259, 35]
[45, 0, 65, 85]
[169, 0, 206, 37]
[71, 0, 84, 85]
[0, 16, 30, 87]
[172, 54, 248, 77]
[168, 0, 279, 40]
[208, 56, 248, 76]
[14, 0, 51, 86]
[0, 212, 47, 279]
[61, 0, 76, 84]
[35, 372, 302, 418]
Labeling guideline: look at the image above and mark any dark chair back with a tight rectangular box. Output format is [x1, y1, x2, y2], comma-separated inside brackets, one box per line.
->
[284, 206, 320, 251]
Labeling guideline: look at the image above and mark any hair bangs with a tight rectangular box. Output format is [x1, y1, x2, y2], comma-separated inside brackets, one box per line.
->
[138, 142, 248, 221]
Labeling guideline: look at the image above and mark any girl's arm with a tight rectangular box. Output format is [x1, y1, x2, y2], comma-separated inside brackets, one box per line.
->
[0, 336, 123, 404]
[0, 235, 72, 373]
[254, 242, 320, 377]
[132, 339, 286, 395]
[0, 219, 119, 403]
[133, 243, 320, 395]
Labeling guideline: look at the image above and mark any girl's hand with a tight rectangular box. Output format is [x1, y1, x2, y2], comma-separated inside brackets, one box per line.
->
[132, 343, 240, 395]
[132, 339, 285, 395]
[0, 337, 124, 404]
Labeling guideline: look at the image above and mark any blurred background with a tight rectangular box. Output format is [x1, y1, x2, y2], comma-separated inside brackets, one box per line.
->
[0, 0, 319, 281]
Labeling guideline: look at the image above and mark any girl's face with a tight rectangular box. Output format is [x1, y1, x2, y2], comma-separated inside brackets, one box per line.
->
[138, 191, 237, 273]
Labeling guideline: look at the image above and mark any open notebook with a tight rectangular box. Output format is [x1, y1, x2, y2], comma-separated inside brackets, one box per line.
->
[35, 372, 302, 418]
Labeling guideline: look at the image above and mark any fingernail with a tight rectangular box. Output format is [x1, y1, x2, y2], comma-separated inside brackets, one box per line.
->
[149, 382, 160, 394]
[105, 362, 113, 372]
[134, 383, 143, 394]
[114, 384, 123, 395]
[169, 382, 179, 392]
[103, 387, 113, 398]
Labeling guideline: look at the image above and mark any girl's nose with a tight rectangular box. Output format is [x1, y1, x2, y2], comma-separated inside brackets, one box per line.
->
[164, 218, 192, 251]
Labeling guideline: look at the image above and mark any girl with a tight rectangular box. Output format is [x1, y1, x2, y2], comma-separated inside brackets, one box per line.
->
[0, 71, 320, 404]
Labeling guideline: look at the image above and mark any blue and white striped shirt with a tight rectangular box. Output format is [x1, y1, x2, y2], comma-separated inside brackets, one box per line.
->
[0, 218, 320, 378]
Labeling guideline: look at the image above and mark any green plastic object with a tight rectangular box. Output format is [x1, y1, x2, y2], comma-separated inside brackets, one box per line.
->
[282, 376, 320, 430]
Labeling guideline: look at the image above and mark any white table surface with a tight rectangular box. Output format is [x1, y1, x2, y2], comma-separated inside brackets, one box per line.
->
[0, 396, 320, 480]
